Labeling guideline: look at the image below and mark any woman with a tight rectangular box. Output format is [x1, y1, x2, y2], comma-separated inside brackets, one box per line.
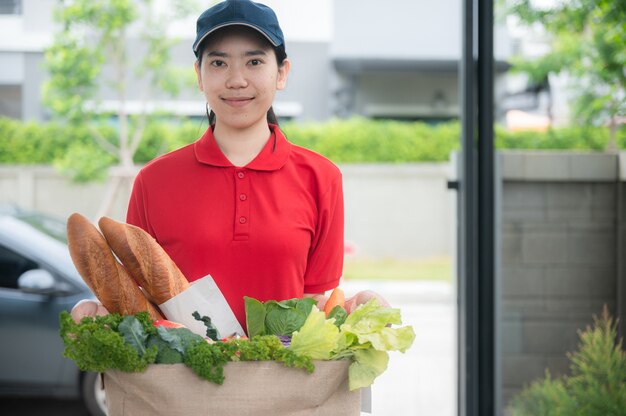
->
[72, 0, 387, 327]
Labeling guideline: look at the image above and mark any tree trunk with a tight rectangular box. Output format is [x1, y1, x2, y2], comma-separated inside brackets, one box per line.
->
[94, 165, 138, 221]
[605, 116, 618, 154]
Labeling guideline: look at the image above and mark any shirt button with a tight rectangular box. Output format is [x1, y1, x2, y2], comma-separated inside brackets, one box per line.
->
[237, 172, 245, 179]
[239, 194, 247, 201]
[239, 217, 247, 224]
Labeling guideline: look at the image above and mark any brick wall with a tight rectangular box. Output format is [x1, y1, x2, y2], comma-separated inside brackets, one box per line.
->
[497, 151, 623, 408]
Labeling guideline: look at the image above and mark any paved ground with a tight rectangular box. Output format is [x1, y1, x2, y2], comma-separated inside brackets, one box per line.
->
[343, 280, 456, 416]
[1, 280, 456, 416]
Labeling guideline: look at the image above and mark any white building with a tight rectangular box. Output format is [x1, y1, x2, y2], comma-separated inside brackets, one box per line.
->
[0, 0, 515, 123]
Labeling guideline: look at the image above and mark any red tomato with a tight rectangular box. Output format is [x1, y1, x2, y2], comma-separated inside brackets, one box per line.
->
[153, 319, 185, 329]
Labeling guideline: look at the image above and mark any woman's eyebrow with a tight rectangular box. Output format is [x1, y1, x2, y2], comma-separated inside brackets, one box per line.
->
[244, 50, 267, 57]
[207, 50, 267, 57]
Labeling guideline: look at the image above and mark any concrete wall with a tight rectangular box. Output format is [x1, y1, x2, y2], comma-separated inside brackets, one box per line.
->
[0, 163, 455, 260]
[497, 151, 624, 410]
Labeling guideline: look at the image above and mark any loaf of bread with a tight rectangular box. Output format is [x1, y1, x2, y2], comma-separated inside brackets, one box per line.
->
[98, 216, 190, 305]
[66, 213, 162, 320]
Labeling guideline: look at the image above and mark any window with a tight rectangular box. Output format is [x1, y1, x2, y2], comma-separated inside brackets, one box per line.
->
[0, 0, 21, 15]
[0, 244, 37, 289]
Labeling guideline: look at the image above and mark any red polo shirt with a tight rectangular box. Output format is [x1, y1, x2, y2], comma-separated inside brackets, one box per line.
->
[126, 124, 344, 328]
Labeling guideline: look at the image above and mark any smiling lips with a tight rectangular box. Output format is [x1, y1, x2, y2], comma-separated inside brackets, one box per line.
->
[222, 96, 254, 107]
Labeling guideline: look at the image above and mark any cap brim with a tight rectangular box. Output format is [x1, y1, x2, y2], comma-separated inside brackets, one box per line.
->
[193, 22, 280, 54]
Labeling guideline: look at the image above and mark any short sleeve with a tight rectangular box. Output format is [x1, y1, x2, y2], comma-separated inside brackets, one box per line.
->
[303, 175, 344, 293]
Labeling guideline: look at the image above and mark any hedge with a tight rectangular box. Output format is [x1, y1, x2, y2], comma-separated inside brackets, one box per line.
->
[1, 116, 624, 168]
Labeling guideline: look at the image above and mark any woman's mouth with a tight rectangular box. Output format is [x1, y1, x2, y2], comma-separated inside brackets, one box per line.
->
[222, 97, 254, 107]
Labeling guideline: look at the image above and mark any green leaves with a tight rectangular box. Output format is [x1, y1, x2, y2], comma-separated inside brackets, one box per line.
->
[505, 0, 626, 146]
[348, 349, 390, 391]
[118, 315, 151, 356]
[183, 335, 314, 385]
[289, 308, 340, 360]
[42, 0, 196, 185]
[334, 299, 415, 389]
[244, 297, 317, 337]
[276, 298, 415, 390]
[510, 307, 626, 415]
[2, 117, 626, 179]
[59, 311, 158, 373]
[192, 311, 219, 341]
[244, 297, 267, 338]
[59, 298, 415, 391]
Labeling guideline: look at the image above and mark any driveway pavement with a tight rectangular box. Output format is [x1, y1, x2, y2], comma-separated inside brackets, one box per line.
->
[343, 280, 457, 416]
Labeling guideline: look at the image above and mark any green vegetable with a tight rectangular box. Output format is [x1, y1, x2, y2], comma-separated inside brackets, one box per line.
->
[327, 305, 348, 327]
[60, 310, 313, 385]
[184, 335, 314, 384]
[157, 326, 205, 354]
[59, 297, 414, 390]
[282, 299, 415, 390]
[192, 311, 219, 341]
[145, 326, 206, 364]
[244, 297, 316, 337]
[289, 307, 340, 360]
[147, 335, 183, 364]
[244, 297, 266, 337]
[183, 341, 232, 384]
[59, 311, 158, 373]
[338, 299, 416, 390]
[348, 349, 390, 390]
[118, 315, 151, 356]
[341, 299, 415, 353]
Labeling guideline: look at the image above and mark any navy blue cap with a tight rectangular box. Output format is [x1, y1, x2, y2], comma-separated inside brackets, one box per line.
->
[193, 0, 284, 57]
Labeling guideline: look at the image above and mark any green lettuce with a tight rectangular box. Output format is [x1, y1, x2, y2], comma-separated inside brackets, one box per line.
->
[337, 299, 415, 389]
[341, 300, 415, 353]
[289, 307, 340, 360]
[348, 349, 390, 390]
[282, 298, 415, 390]
[244, 296, 316, 337]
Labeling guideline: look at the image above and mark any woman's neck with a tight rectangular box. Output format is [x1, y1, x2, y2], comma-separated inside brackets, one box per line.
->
[213, 121, 272, 167]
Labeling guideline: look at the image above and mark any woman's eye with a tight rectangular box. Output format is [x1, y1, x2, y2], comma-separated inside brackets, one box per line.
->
[210, 60, 225, 67]
[249, 59, 262, 66]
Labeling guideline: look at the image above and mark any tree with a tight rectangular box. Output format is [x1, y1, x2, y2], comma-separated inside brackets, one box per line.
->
[43, 0, 199, 218]
[505, 0, 626, 151]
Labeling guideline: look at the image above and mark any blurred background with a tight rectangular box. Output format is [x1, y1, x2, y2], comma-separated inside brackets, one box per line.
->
[0, 0, 624, 415]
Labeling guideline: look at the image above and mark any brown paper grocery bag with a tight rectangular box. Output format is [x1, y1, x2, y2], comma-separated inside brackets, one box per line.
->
[104, 360, 360, 416]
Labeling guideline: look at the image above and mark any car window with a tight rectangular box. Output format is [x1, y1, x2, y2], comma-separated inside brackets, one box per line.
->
[15, 213, 67, 244]
[0, 215, 88, 294]
[0, 244, 38, 289]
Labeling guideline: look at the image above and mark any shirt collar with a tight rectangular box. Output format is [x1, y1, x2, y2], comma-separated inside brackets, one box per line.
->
[194, 123, 291, 171]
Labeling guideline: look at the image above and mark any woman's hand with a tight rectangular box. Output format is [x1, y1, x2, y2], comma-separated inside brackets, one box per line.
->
[70, 299, 110, 323]
[344, 290, 390, 313]
[303, 293, 328, 311]
[304, 290, 390, 314]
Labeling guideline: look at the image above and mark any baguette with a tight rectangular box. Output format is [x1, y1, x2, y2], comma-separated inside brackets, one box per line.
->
[66, 213, 162, 320]
[98, 216, 190, 305]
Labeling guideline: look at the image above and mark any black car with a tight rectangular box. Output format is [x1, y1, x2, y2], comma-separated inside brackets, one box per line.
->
[0, 204, 106, 416]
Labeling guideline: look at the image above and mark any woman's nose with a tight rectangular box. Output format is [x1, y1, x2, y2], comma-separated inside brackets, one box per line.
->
[226, 67, 248, 89]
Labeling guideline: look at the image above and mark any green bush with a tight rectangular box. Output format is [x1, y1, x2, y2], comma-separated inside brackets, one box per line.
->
[282, 118, 460, 162]
[1, 116, 625, 178]
[509, 307, 626, 416]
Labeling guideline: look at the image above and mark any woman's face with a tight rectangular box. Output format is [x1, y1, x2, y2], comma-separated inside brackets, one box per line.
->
[194, 27, 290, 131]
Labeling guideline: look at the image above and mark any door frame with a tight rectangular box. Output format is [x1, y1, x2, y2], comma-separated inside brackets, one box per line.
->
[458, 0, 496, 415]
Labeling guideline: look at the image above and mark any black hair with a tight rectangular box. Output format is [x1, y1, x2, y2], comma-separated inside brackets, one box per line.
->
[196, 28, 288, 126]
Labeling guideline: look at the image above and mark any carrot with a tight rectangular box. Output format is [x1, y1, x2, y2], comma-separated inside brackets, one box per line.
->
[324, 287, 345, 316]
